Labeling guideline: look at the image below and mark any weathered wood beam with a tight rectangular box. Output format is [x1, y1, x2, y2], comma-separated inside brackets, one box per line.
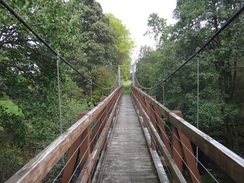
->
[131, 95, 170, 183]
[132, 89, 186, 183]
[172, 111, 201, 183]
[76, 92, 122, 183]
[131, 86, 244, 183]
[61, 111, 88, 183]
[6, 87, 122, 183]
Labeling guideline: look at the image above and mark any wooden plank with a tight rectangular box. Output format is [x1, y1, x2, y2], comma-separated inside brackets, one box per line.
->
[61, 111, 88, 183]
[90, 108, 105, 150]
[6, 87, 122, 183]
[76, 92, 122, 183]
[61, 134, 81, 183]
[168, 113, 244, 182]
[131, 86, 244, 183]
[178, 130, 201, 183]
[145, 98, 157, 150]
[100, 95, 159, 183]
[172, 111, 201, 183]
[137, 93, 148, 128]
[132, 91, 186, 183]
[154, 106, 172, 154]
[151, 96, 172, 154]
[133, 96, 170, 183]
[172, 127, 183, 172]
[79, 127, 91, 168]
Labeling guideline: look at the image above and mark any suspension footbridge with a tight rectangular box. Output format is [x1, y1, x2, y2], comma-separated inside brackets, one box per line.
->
[1, 1, 244, 182]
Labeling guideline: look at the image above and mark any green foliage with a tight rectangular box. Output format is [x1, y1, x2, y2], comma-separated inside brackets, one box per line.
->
[107, 13, 135, 81]
[92, 65, 117, 103]
[122, 81, 131, 94]
[136, 0, 244, 156]
[145, 13, 169, 45]
[0, 97, 23, 116]
[0, 107, 28, 182]
[0, 106, 26, 149]
[0, 148, 26, 183]
[0, 0, 134, 181]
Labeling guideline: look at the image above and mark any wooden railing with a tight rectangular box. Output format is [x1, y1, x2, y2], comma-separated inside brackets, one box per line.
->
[131, 85, 244, 183]
[6, 86, 122, 183]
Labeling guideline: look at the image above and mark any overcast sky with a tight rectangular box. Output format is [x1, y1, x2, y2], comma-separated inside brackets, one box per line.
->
[96, 0, 177, 61]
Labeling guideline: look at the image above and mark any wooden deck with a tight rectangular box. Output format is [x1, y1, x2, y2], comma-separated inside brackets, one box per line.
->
[98, 95, 159, 183]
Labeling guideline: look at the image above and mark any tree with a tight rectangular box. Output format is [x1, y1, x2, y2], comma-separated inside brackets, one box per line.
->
[136, 0, 244, 155]
[1, 3, 132, 181]
[107, 13, 135, 81]
[173, 0, 244, 152]
[145, 13, 169, 46]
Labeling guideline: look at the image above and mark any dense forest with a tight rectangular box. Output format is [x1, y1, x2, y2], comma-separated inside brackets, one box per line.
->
[136, 0, 243, 159]
[0, 0, 134, 181]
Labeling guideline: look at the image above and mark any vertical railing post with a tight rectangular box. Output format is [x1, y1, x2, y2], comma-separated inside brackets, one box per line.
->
[79, 126, 91, 169]
[118, 66, 120, 86]
[132, 63, 135, 85]
[172, 126, 183, 172]
[172, 110, 201, 183]
[144, 98, 156, 150]
[136, 91, 147, 128]
[61, 111, 88, 183]
[151, 97, 172, 153]
[90, 97, 106, 151]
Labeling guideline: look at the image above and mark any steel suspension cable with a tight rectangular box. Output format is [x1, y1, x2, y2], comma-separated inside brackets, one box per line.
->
[0, 0, 117, 90]
[161, 5, 244, 84]
[56, 53, 63, 135]
[196, 52, 200, 165]
[135, 5, 244, 90]
[162, 82, 165, 105]
[134, 74, 155, 90]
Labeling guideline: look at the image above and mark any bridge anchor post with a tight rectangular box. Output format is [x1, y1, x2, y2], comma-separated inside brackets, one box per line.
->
[172, 111, 201, 183]
[61, 111, 90, 183]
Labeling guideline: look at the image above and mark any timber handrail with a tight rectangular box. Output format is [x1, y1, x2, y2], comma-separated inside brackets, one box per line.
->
[131, 85, 244, 183]
[132, 89, 187, 183]
[6, 86, 122, 183]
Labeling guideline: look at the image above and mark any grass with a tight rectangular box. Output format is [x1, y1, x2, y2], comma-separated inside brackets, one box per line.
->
[122, 80, 131, 94]
[0, 97, 24, 116]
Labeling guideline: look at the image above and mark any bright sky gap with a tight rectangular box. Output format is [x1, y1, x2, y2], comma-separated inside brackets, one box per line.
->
[96, 0, 177, 61]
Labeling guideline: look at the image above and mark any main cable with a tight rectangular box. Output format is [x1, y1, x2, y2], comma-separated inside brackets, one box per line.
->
[0, 0, 117, 90]
[134, 74, 154, 90]
[135, 5, 244, 90]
